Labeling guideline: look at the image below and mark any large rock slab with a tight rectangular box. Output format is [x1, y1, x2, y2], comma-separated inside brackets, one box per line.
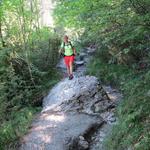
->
[20, 76, 106, 150]
[42, 76, 111, 115]
[42, 76, 100, 113]
[20, 47, 115, 150]
[20, 112, 103, 150]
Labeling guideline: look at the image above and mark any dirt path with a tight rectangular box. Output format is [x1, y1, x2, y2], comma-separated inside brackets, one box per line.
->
[20, 47, 122, 150]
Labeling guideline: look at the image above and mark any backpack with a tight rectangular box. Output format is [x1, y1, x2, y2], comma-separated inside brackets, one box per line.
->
[61, 41, 74, 56]
[63, 41, 74, 50]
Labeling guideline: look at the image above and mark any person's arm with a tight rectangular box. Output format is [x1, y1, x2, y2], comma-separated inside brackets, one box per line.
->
[73, 47, 76, 56]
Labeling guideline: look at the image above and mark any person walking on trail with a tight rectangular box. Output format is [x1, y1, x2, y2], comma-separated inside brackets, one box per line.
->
[59, 35, 76, 80]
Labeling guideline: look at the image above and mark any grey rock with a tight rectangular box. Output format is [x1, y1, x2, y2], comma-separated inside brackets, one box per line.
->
[79, 53, 87, 61]
[56, 58, 66, 70]
[20, 112, 103, 150]
[91, 100, 114, 113]
[42, 76, 99, 113]
[78, 136, 89, 150]
[94, 104, 104, 113]
[100, 112, 117, 124]
[20, 75, 105, 150]
[80, 52, 87, 57]
[87, 48, 96, 54]
[75, 60, 84, 66]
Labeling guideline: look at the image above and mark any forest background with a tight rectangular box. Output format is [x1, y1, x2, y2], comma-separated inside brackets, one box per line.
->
[0, 0, 150, 149]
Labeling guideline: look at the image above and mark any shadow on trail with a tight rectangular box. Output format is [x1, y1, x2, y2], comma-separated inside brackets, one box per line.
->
[20, 47, 122, 150]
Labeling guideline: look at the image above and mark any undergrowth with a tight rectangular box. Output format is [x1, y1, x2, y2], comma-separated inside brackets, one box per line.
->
[87, 57, 150, 150]
[0, 33, 61, 149]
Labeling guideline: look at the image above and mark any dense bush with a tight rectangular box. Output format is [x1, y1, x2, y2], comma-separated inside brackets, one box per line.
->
[0, 33, 61, 148]
[0, 0, 61, 148]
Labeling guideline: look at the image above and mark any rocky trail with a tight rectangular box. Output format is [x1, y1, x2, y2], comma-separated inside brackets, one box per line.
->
[20, 47, 122, 150]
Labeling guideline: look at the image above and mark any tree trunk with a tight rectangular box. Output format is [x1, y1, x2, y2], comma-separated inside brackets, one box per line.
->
[0, 18, 6, 47]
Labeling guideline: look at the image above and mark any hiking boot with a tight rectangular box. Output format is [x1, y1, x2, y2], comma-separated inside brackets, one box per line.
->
[69, 74, 73, 80]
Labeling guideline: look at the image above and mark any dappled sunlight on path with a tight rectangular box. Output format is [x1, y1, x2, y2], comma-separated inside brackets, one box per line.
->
[20, 47, 122, 150]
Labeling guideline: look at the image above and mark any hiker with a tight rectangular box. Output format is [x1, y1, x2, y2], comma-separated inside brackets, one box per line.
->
[59, 35, 76, 80]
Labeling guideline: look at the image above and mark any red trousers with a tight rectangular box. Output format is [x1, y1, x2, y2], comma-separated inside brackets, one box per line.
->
[64, 55, 75, 68]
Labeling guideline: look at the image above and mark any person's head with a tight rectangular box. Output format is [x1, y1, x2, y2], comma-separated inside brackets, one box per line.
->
[64, 35, 69, 43]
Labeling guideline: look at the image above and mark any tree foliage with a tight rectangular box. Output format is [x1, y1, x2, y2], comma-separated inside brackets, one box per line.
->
[0, 0, 60, 148]
[54, 0, 150, 65]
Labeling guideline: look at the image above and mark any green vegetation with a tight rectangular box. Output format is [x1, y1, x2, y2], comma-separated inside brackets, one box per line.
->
[0, 0, 60, 149]
[0, 0, 150, 149]
[105, 70, 150, 150]
[54, 0, 150, 149]
[87, 57, 150, 150]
